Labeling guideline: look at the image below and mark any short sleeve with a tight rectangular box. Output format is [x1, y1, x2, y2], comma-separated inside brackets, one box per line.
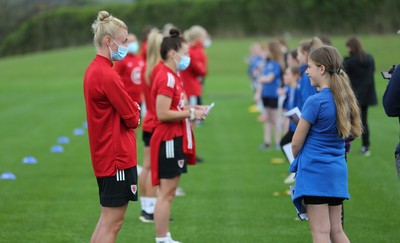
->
[301, 95, 320, 124]
[263, 61, 280, 76]
[156, 72, 175, 98]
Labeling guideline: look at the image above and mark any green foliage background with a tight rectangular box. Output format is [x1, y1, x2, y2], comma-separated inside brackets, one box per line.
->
[1, 0, 400, 57]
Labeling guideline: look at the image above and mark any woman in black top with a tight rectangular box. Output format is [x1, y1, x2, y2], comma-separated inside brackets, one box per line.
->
[344, 37, 378, 156]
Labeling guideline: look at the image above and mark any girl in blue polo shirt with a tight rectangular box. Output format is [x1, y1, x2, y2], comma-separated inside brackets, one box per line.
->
[255, 40, 285, 150]
[290, 45, 361, 243]
[296, 38, 323, 110]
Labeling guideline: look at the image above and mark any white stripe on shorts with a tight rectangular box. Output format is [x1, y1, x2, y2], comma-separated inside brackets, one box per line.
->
[166, 139, 175, 159]
[116, 170, 125, 181]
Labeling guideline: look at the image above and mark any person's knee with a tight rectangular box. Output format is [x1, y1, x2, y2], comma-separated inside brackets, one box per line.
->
[113, 218, 124, 232]
[143, 161, 151, 171]
[159, 188, 176, 203]
[330, 224, 344, 236]
[107, 215, 125, 233]
[310, 224, 330, 235]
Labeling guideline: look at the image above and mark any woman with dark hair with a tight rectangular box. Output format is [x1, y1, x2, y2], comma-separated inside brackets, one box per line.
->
[150, 28, 208, 243]
[344, 37, 378, 156]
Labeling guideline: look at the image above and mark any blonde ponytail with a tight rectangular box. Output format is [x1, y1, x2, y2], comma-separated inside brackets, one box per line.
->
[145, 29, 163, 85]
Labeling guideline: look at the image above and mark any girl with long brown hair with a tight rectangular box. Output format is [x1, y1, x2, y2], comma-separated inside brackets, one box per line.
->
[290, 45, 361, 243]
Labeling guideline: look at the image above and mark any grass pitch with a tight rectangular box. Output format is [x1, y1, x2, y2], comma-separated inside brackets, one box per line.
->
[0, 35, 400, 242]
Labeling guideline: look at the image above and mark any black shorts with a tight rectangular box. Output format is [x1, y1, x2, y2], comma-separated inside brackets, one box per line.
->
[96, 166, 138, 207]
[303, 196, 345, 206]
[262, 97, 278, 108]
[142, 131, 153, 147]
[159, 136, 187, 179]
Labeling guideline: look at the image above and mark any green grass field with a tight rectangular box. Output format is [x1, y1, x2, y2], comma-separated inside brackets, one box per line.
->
[1, 35, 400, 243]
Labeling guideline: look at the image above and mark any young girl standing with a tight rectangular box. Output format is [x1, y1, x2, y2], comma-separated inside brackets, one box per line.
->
[255, 40, 285, 150]
[279, 66, 300, 184]
[290, 45, 361, 243]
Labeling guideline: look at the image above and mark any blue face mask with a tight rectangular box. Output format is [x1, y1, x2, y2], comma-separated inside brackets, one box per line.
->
[109, 38, 128, 61]
[204, 39, 212, 48]
[175, 53, 191, 71]
[127, 42, 139, 54]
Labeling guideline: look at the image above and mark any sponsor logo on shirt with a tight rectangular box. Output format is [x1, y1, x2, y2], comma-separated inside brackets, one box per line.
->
[130, 66, 142, 85]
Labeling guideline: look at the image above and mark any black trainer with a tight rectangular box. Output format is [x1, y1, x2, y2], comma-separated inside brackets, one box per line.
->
[139, 210, 154, 223]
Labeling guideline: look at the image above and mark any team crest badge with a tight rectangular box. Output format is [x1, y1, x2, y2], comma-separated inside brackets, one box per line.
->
[177, 159, 184, 168]
[131, 185, 137, 195]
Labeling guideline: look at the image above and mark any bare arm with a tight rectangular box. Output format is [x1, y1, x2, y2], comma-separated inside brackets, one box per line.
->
[257, 73, 275, 83]
[292, 118, 311, 158]
[156, 95, 207, 122]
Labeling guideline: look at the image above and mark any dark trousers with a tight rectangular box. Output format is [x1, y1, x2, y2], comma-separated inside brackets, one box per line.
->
[361, 105, 370, 148]
[280, 130, 295, 162]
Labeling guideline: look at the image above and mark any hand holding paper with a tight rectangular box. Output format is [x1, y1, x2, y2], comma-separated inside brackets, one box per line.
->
[283, 107, 301, 124]
[206, 102, 215, 114]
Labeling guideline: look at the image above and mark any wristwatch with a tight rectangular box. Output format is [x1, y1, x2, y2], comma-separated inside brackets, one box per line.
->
[189, 107, 195, 121]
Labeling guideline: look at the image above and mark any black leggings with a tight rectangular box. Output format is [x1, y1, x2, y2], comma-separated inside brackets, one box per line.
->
[360, 105, 370, 147]
[280, 130, 295, 162]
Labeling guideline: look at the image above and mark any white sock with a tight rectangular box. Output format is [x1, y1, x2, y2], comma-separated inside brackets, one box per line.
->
[147, 197, 157, 214]
[155, 236, 169, 243]
[167, 232, 181, 243]
[140, 197, 148, 212]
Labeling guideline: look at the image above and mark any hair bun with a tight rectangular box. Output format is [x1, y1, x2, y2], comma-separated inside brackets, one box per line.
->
[169, 28, 181, 38]
[97, 10, 110, 21]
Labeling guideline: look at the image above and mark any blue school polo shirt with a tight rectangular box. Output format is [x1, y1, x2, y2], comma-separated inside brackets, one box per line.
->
[296, 64, 317, 111]
[289, 88, 350, 209]
[261, 60, 282, 98]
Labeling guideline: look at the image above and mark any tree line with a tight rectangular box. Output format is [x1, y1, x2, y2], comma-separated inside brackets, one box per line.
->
[0, 0, 399, 57]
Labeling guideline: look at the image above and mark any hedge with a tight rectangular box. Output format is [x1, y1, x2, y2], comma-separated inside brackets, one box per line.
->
[0, 0, 399, 57]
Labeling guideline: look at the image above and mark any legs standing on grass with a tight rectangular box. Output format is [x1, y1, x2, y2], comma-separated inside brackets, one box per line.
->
[90, 204, 128, 243]
[306, 204, 350, 243]
[264, 107, 281, 148]
[360, 105, 370, 149]
[139, 146, 157, 221]
[154, 176, 180, 238]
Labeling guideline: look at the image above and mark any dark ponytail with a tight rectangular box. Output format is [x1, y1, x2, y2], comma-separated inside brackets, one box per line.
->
[160, 28, 186, 60]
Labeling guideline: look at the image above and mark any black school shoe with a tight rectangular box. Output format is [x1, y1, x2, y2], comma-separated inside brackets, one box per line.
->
[139, 210, 173, 223]
[139, 210, 154, 223]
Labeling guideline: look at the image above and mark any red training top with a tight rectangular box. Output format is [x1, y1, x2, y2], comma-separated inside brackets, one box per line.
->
[114, 53, 145, 104]
[150, 63, 196, 186]
[140, 41, 147, 60]
[141, 61, 163, 133]
[180, 40, 208, 97]
[84, 55, 141, 177]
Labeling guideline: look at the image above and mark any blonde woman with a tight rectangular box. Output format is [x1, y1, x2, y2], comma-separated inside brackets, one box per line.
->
[290, 45, 361, 243]
[139, 29, 163, 223]
[84, 11, 141, 242]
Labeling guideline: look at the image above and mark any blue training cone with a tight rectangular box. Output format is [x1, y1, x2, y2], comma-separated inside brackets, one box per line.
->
[73, 128, 85, 136]
[57, 136, 70, 144]
[22, 156, 37, 164]
[50, 145, 64, 153]
[0, 172, 16, 180]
